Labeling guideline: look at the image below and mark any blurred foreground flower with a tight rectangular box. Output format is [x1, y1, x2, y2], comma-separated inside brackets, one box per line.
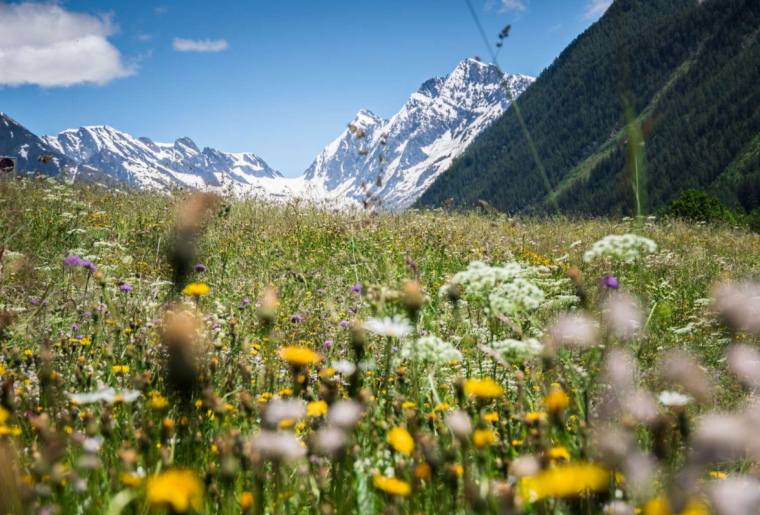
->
[519, 463, 610, 502]
[373, 475, 411, 496]
[146, 469, 203, 513]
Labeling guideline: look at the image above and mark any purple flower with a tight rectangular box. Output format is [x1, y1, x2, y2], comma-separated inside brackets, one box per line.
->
[324, 340, 334, 348]
[120, 284, 133, 293]
[290, 314, 303, 324]
[340, 320, 349, 327]
[194, 264, 207, 273]
[30, 299, 38, 306]
[600, 275, 620, 290]
[72, 324, 79, 331]
[84, 311, 92, 318]
[351, 283, 362, 294]
[212, 324, 221, 330]
[80, 261, 97, 272]
[392, 346, 399, 352]
[317, 289, 325, 296]
[242, 298, 250, 305]
[65, 255, 82, 267]
[42, 300, 49, 307]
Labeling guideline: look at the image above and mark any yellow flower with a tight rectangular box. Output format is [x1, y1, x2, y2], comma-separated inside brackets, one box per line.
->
[520, 463, 610, 502]
[525, 411, 547, 424]
[545, 389, 570, 414]
[182, 283, 210, 297]
[463, 378, 504, 399]
[388, 427, 415, 456]
[401, 401, 416, 409]
[709, 471, 726, 479]
[146, 470, 203, 513]
[307, 400, 328, 417]
[241, 491, 254, 509]
[373, 475, 411, 496]
[121, 472, 145, 487]
[0, 406, 9, 424]
[473, 428, 496, 449]
[150, 396, 170, 410]
[112, 365, 130, 374]
[548, 446, 570, 461]
[483, 412, 499, 423]
[414, 463, 432, 481]
[643, 496, 709, 515]
[279, 346, 320, 366]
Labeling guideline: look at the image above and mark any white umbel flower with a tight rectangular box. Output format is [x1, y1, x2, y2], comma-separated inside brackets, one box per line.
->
[400, 335, 462, 366]
[583, 234, 657, 263]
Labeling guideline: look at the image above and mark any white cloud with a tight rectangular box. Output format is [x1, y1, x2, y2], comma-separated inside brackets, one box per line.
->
[137, 34, 153, 42]
[154, 7, 168, 15]
[0, 1, 134, 87]
[583, 0, 613, 19]
[172, 37, 229, 53]
[500, 0, 527, 13]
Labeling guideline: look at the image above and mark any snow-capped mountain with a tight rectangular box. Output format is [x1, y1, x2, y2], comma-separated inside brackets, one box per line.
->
[303, 59, 534, 209]
[42, 126, 282, 192]
[2, 58, 533, 209]
[0, 111, 104, 181]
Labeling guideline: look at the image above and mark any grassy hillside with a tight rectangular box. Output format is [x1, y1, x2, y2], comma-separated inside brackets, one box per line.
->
[419, 0, 760, 216]
[2, 178, 760, 514]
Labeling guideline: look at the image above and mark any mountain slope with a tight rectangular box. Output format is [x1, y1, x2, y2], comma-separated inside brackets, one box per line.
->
[418, 0, 760, 216]
[43, 126, 282, 192]
[0, 112, 104, 181]
[305, 59, 533, 209]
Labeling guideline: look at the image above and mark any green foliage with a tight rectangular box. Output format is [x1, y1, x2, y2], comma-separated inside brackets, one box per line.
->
[419, 0, 760, 217]
[663, 189, 734, 223]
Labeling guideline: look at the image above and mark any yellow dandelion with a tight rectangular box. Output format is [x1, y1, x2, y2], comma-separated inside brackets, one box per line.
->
[0, 406, 9, 424]
[545, 389, 570, 414]
[548, 446, 570, 461]
[279, 346, 320, 366]
[241, 491, 254, 509]
[373, 475, 411, 496]
[388, 427, 415, 456]
[643, 496, 709, 515]
[182, 283, 210, 297]
[463, 378, 504, 399]
[146, 469, 203, 513]
[483, 412, 499, 423]
[307, 400, 328, 417]
[520, 463, 610, 502]
[149, 396, 170, 410]
[473, 428, 496, 449]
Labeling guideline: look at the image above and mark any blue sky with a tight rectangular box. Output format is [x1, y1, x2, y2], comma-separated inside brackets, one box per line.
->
[1, 0, 611, 176]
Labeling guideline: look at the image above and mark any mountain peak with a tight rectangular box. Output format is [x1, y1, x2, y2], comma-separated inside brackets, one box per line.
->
[351, 109, 382, 128]
[175, 136, 200, 152]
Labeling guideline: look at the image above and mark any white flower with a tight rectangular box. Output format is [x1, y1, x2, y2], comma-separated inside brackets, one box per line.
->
[251, 431, 306, 462]
[488, 278, 545, 315]
[68, 386, 140, 405]
[331, 360, 357, 376]
[400, 335, 462, 366]
[263, 399, 306, 427]
[489, 338, 544, 358]
[328, 401, 363, 430]
[657, 391, 692, 407]
[363, 315, 413, 338]
[583, 234, 657, 263]
[603, 293, 644, 339]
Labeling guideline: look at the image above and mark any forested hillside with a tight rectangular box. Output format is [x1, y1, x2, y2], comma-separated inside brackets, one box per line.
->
[418, 0, 760, 216]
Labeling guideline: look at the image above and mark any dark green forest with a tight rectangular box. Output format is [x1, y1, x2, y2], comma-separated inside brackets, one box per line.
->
[418, 0, 760, 216]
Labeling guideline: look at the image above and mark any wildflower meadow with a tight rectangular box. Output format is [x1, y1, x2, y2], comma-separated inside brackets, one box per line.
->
[2, 176, 760, 514]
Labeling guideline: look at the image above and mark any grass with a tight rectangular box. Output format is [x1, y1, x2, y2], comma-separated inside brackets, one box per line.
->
[1, 175, 760, 514]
